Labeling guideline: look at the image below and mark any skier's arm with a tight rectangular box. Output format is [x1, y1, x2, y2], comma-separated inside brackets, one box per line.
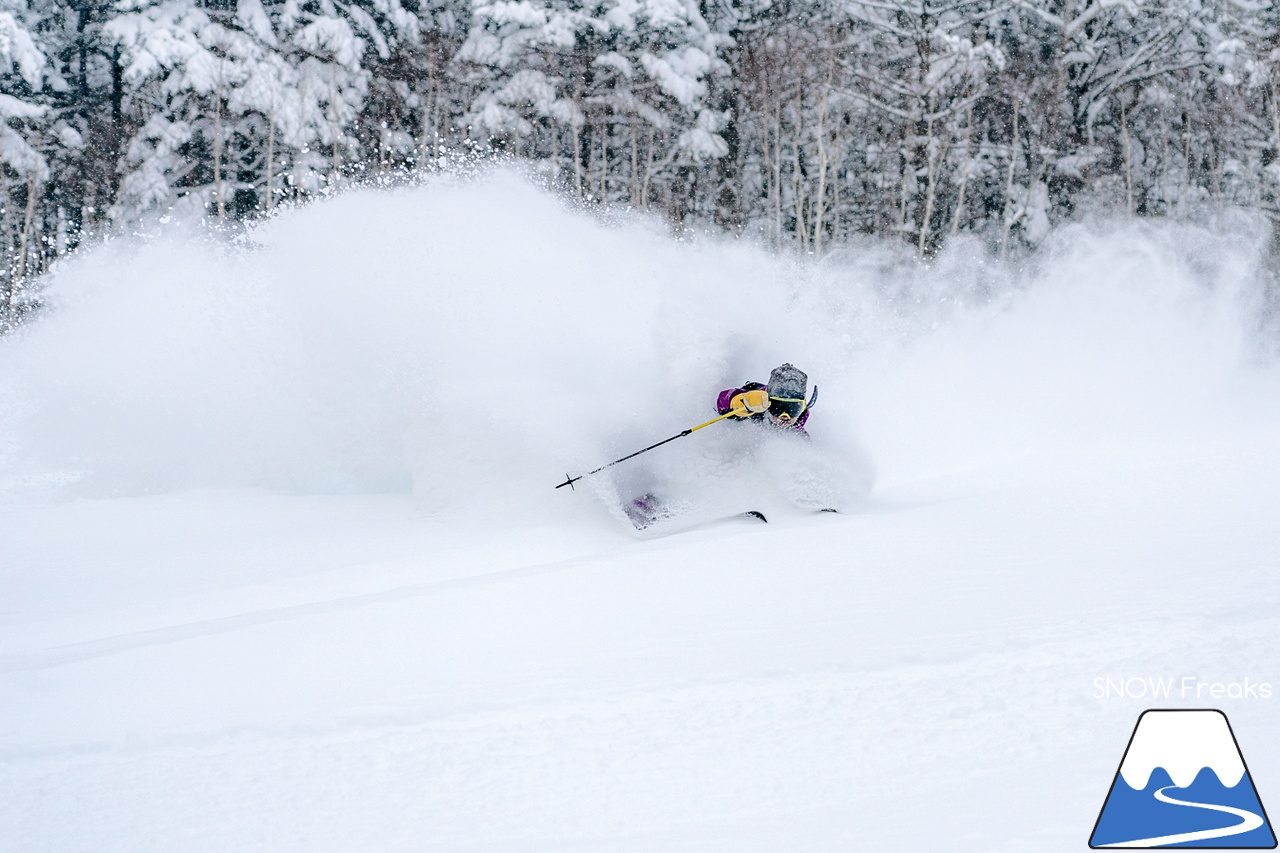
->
[716, 388, 744, 415]
[717, 387, 769, 417]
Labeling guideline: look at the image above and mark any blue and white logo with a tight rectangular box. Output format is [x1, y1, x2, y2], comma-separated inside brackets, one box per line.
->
[1090, 709, 1276, 848]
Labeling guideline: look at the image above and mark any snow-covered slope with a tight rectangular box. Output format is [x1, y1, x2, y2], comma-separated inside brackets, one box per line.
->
[1, 174, 1278, 852]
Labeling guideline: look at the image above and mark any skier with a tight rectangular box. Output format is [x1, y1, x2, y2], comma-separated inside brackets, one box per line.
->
[715, 363, 814, 435]
[622, 364, 817, 529]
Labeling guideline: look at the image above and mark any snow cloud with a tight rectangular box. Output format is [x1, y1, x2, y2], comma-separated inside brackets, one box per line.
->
[0, 172, 1275, 516]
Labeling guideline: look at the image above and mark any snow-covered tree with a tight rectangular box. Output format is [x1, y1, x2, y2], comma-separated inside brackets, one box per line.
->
[1, 0, 53, 323]
[1, 0, 49, 177]
[455, 0, 731, 211]
[5, 0, 1280, 301]
[106, 0, 424, 219]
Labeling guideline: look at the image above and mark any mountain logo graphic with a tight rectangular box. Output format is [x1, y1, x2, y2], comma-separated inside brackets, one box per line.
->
[1090, 709, 1277, 848]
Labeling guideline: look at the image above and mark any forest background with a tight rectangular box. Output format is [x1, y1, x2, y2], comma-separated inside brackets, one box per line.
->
[3, 0, 1279, 328]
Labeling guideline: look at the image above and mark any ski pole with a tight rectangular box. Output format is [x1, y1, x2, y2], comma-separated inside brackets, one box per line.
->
[555, 409, 743, 490]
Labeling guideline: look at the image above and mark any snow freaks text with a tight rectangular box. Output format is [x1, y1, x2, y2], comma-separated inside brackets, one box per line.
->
[1093, 677, 1273, 701]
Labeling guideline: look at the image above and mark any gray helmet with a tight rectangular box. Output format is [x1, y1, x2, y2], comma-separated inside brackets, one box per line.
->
[767, 364, 808, 422]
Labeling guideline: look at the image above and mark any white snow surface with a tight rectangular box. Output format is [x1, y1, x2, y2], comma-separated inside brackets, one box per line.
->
[1118, 710, 1245, 790]
[2, 172, 1280, 851]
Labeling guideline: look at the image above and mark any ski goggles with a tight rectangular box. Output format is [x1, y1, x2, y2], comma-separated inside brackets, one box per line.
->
[768, 396, 806, 423]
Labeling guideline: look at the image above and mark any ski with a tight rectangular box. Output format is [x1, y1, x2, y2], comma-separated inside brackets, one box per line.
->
[621, 500, 770, 537]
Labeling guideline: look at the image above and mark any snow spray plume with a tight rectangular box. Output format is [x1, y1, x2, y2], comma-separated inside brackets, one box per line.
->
[0, 171, 1276, 515]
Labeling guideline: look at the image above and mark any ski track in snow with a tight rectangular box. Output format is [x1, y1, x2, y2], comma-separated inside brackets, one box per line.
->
[0, 548, 618, 674]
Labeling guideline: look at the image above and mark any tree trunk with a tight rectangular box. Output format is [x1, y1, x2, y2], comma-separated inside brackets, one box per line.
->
[812, 58, 834, 255]
[1271, 78, 1280, 159]
[1120, 97, 1133, 215]
[761, 87, 774, 245]
[791, 97, 807, 249]
[572, 77, 584, 202]
[897, 153, 910, 237]
[265, 110, 275, 213]
[641, 125, 654, 209]
[213, 89, 225, 221]
[18, 174, 37, 280]
[598, 119, 606, 202]
[1159, 122, 1169, 215]
[773, 96, 783, 248]
[419, 53, 445, 166]
[951, 100, 974, 237]
[1000, 99, 1020, 258]
[1182, 111, 1192, 216]
[918, 113, 939, 258]
[108, 46, 124, 203]
[630, 119, 639, 206]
